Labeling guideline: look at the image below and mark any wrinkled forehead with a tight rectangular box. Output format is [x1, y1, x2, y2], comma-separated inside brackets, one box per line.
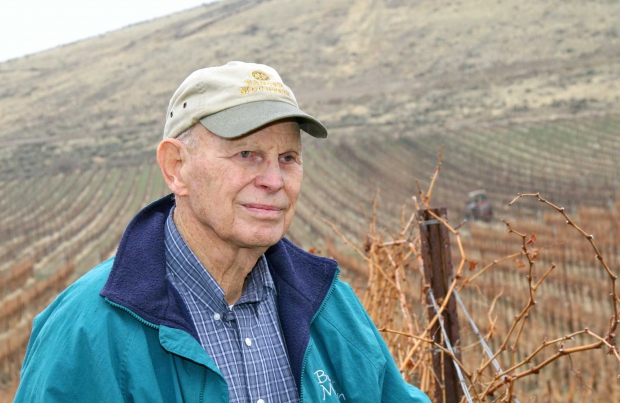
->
[217, 120, 302, 149]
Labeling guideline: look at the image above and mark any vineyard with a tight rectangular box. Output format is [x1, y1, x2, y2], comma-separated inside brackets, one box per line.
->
[1, 114, 619, 401]
[1, 0, 620, 400]
[290, 115, 620, 248]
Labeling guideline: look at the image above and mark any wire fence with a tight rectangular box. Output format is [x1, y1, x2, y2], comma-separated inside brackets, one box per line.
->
[427, 288, 474, 403]
[428, 287, 523, 403]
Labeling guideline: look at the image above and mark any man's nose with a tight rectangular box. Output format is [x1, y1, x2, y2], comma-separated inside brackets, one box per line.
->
[255, 159, 284, 191]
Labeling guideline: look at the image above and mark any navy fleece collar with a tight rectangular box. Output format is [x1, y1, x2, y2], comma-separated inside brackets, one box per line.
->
[100, 194, 339, 388]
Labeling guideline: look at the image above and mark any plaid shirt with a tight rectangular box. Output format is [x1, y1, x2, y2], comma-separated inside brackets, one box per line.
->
[164, 210, 299, 403]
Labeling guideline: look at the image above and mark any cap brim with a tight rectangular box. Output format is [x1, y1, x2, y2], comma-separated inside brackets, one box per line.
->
[199, 101, 328, 139]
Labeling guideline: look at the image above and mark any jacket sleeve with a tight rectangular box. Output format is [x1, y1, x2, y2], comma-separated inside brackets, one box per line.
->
[15, 313, 132, 403]
[371, 322, 431, 403]
[350, 284, 432, 403]
[14, 267, 132, 403]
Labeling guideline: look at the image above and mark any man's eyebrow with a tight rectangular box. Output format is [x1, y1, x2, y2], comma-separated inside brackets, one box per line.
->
[220, 139, 253, 151]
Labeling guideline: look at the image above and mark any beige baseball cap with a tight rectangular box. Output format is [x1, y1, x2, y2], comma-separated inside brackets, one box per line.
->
[163, 61, 327, 139]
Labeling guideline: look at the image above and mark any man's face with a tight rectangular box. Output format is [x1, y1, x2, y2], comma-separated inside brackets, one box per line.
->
[180, 120, 303, 250]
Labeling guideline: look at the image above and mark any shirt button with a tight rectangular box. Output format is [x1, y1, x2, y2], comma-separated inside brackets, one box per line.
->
[213, 313, 221, 321]
[245, 337, 252, 347]
[257, 399, 265, 403]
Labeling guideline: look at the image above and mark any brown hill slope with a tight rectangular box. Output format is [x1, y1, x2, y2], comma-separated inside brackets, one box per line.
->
[1, 0, 619, 176]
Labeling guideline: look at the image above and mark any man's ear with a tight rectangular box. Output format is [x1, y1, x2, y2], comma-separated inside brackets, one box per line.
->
[157, 138, 189, 197]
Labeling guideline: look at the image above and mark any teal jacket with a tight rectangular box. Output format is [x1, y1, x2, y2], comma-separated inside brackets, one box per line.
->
[15, 196, 430, 403]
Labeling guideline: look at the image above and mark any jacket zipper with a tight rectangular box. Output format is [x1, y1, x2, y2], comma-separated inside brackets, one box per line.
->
[299, 268, 340, 403]
[104, 298, 160, 330]
[199, 368, 207, 403]
[106, 298, 215, 403]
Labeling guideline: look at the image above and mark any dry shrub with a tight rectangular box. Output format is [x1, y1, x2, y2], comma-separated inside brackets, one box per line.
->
[323, 152, 620, 402]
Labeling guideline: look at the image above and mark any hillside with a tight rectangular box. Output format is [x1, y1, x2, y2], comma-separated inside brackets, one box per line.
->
[1, 0, 620, 401]
[1, 0, 619, 177]
[1, 0, 618, 236]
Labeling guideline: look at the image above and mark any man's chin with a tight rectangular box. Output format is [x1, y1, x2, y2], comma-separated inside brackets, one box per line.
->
[237, 229, 286, 250]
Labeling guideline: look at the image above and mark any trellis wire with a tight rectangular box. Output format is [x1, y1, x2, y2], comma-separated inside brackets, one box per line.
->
[428, 288, 474, 403]
[454, 289, 521, 403]
[453, 290, 503, 375]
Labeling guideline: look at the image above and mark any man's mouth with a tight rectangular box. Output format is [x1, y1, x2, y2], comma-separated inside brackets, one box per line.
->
[243, 204, 284, 217]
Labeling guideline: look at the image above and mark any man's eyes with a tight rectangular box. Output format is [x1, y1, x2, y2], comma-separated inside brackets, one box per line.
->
[235, 151, 298, 163]
[280, 155, 295, 163]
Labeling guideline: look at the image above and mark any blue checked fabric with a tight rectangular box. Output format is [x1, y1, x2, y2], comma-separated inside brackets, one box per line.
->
[164, 209, 299, 403]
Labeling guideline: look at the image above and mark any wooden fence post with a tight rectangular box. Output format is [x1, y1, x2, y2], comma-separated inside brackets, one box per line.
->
[419, 208, 463, 403]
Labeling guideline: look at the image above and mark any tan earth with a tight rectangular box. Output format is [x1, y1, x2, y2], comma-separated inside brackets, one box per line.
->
[0, 0, 618, 176]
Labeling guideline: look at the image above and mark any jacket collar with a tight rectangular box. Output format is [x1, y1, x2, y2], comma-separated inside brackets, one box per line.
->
[265, 237, 339, 387]
[100, 194, 339, 387]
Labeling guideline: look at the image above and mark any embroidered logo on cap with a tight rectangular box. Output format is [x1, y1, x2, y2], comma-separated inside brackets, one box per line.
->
[239, 71, 290, 97]
[251, 70, 270, 80]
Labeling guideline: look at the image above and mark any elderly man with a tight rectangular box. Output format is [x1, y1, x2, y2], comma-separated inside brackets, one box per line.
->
[15, 62, 430, 403]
